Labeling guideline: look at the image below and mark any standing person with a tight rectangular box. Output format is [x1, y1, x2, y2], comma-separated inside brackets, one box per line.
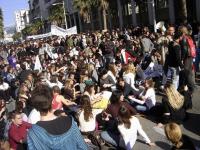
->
[179, 26, 196, 93]
[8, 111, 32, 150]
[117, 105, 155, 150]
[164, 32, 184, 89]
[27, 84, 88, 150]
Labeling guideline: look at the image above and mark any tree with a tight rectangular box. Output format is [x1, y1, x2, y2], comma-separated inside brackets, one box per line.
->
[12, 32, 22, 41]
[0, 8, 4, 39]
[73, 0, 95, 30]
[48, 4, 64, 27]
[93, 0, 109, 30]
[179, 0, 187, 23]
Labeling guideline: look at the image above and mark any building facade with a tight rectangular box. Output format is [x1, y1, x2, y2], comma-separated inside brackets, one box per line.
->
[28, 0, 79, 31]
[15, 10, 30, 32]
[28, 0, 200, 33]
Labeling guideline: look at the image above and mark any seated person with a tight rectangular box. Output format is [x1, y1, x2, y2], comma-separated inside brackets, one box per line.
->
[27, 84, 87, 150]
[128, 79, 156, 113]
[8, 111, 32, 150]
[165, 123, 195, 150]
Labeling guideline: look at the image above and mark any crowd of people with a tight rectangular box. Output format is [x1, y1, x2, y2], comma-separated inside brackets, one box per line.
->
[0, 23, 199, 150]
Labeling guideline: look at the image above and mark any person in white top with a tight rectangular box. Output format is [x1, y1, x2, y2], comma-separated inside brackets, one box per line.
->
[118, 105, 155, 150]
[28, 108, 41, 124]
[128, 79, 156, 112]
[78, 95, 96, 133]
[123, 63, 141, 95]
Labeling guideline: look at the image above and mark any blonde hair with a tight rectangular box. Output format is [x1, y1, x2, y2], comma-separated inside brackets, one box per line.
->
[124, 63, 135, 74]
[165, 123, 183, 148]
[178, 26, 188, 35]
[165, 84, 184, 110]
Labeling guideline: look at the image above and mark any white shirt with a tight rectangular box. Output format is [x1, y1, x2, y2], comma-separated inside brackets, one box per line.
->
[0, 82, 9, 91]
[118, 116, 151, 150]
[123, 73, 138, 91]
[144, 88, 156, 109]
[78, 110, 96, 132]
[28, 109, 40, 124]
[130, 88, 156, 109]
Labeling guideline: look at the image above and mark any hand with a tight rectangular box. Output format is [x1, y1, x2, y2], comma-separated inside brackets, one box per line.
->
[148, 142, 156, 147]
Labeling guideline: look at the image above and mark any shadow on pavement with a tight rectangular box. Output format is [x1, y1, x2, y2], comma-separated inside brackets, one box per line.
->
[155, 141, 171, 150]
[183, 112, 200, 136]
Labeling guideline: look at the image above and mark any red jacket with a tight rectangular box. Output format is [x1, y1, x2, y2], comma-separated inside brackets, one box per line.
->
[8, 121, 31, 150]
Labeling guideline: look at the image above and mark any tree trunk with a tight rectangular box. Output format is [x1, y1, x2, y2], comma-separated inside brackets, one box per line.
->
[102, 8, 107, 31]
[98, 8, 103, 30]
[131, 0, 137, 27]
[117, 0, 123, 29]
[179, 0, 187, 23]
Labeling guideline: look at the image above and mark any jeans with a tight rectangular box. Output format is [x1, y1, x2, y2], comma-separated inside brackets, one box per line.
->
[135, 105, 147, 112]
[162, 67, 179, 89]
[101, 131, 125, 148]
[195, 48, 200, 72]
[101, 131, 118, 146]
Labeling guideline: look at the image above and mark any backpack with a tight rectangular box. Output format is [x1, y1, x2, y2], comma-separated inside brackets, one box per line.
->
[185, 36, 196, 58]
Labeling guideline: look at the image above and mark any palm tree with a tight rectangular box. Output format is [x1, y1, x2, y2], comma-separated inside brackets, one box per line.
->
[73, 0, 94, 30]
[93, 0, 109, 30]
[0, 8, 4, 39]
[48, 4, 64, 27]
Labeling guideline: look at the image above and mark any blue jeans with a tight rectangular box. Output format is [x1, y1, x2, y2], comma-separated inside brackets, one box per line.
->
[162, 67, 179, 89]
[101, 131, 118, 146]
[101, 131, 125, 148]
[135, 105, 148, 112]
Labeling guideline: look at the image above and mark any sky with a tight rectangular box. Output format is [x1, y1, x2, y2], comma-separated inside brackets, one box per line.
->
[0, 0, 28, 27]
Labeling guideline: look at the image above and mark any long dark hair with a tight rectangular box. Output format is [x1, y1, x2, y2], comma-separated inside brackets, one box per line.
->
[80, 95, 93, 121]
[118, 105, 131, 129]
[110, 90, 123, 104]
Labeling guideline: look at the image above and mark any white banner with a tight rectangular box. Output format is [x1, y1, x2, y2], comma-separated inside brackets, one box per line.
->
[27, 26, 77, 40]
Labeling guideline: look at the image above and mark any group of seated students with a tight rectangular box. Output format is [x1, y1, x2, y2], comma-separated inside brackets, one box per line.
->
[0, 61, 195, 150]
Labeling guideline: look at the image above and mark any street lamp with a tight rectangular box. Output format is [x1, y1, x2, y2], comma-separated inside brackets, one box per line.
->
[52, 1, 68, 29]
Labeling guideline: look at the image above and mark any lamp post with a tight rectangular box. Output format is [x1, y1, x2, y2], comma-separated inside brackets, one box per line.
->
[52, 0, 68, 29]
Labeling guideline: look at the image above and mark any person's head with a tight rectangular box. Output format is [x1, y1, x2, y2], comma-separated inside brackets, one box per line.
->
[15, 101, 24, 113]
[99, 68, 108, 79]
[31, 84, 53, 115]
[118, 105, 131, 129]
[52, 86, 61, 95]
[11, 111, 23, 126]
[84, 84, 95, 95]
[165, 123, 183, 148]
[165, 84, 184, 110]
[118, 77, 125, 87]
[64, 79, 74, 89]
[124, 63, 135, 74]
[178, 26, 189, 36]
[110, 90, 124, 104]
[27, 73, 33, 82]
[145, 79, 155, 88]
[54, 110, 66, 117]
[80, 95, 93, 121]
[167, 26, 175, 36]
[173, 31, 183, 42]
